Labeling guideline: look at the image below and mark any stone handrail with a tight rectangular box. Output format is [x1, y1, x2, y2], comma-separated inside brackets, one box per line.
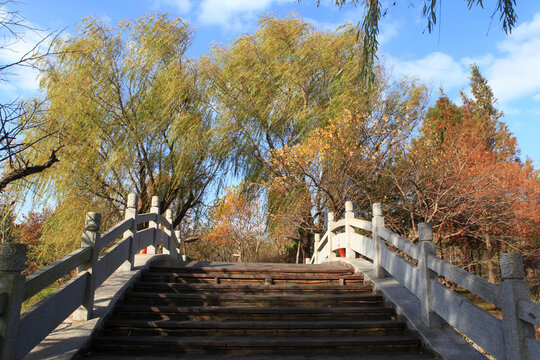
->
[309, 201, 540, 360]
[23, 247, 92, 302]
[0, 194, 184, 360]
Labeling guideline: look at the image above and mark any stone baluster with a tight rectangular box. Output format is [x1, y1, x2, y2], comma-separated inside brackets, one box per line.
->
[148, 196, 160, 255]
[73, 212, 101, 320]
[499, 252, 535, 360]
[418, 222, 441, 328]
[372, 203, 386, 278]
[121, 193, 138, 271]
[0, 243, 27, 359]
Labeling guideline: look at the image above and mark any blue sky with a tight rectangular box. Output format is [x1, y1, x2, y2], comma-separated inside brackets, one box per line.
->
[1, 0, 539, 165]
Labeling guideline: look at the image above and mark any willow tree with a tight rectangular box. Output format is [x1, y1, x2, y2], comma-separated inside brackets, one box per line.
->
[206, 15, 427, 262]
[303, 0, 518, 84]
[23, 14, 226, 261]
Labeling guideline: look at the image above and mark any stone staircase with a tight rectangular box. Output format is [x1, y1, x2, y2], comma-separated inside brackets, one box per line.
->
[78, 261, 435, 359]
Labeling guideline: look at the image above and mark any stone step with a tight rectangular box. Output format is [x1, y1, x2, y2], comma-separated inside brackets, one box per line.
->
[149, 265, 356, 275]
[80, 262, 431, 359]
[132, 282, 373, 294]
[91, 334, 423, 355]
[103, 319, 407, 336]
[84, 353, 435, 360]
[121, 291, 383, 307]
[112, 304, 395, 321]
[140, 271, 364, 284]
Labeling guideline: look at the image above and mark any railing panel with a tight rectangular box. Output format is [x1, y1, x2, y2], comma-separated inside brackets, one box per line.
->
[157, 214, 172, 229]
[518, 299, 540, 327]
[16, 272, 89, 359]
[378, 226, 420, 260]
[331, 233, 347, 251]
[350, 234, 374, 260]
[136, 228, 156, 251]
[136, 213, 157, 225]
[23, 247, 91, 301]
[316, 231, 329, 252]
[380, 245, 420, 298]
[348, 218, 372, 232]
[94, 238, 130, 288]
[328, 219, 346, 232]
[431, 280, 505, 359]
[318, 242, 329, 262]
[98, 218, 133, 251]
[427, 255, 500, 307]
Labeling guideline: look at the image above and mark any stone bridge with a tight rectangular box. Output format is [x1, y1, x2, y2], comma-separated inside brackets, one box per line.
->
[0, 195, 538, 359]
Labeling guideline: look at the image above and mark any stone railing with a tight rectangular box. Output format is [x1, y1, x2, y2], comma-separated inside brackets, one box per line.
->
[0, 194, 183, 360]
[309, 201, 540, 360]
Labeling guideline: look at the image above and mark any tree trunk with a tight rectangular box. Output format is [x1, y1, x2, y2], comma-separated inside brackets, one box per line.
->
[485, 232, 497, 283]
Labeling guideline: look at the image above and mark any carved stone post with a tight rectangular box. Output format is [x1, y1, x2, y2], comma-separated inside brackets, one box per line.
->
[121, 193, 138, 271]
[73, 212, 101, 321]
[148, 196, 160, 255]
[418, 222, 441, 328]
[163, 209, 173, 255]
[328, 212, 336, 261]
[344, 201, 355, 258]
[0, 243, 27, 360]
[313, 234, 320, 264]
[372, 203, 386, 278]
[499, 252, 535, 360]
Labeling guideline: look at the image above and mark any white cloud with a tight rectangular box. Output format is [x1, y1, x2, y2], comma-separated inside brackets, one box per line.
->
[197, 0, 294, 31]
[378, 20, 400, 45]
[387, 12, 540, 107]
[532, 93, 540, 102]
[152, 0, 192, 14]
[0, 27, 49, 95]
[483, 14, 540, 104]
[389, 52, 469, 91]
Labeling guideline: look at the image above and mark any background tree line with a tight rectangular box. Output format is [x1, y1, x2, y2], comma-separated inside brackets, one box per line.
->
[0, 11, 537, 296]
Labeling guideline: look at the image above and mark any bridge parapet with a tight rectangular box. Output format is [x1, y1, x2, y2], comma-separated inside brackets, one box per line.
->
[0, 194, 182, 360]
[310, 201, 540, 360]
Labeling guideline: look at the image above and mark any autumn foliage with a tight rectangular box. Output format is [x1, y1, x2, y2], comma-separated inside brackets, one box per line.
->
[196, 186, 286, 263]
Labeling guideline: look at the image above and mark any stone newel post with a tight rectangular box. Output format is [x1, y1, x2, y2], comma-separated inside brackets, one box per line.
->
[121, 193, 138, 271]
[418, 222, 441, 328]
[148, 196, 160, 255]
[0, 243, 27, 359]
[344, 201, 355, 259]
[73, 212, 101, 320]
[499, 252, 535, 360]
[372, 203, 385, 278]
[327, 212, 335, 261]
[163, 209, 173, 256]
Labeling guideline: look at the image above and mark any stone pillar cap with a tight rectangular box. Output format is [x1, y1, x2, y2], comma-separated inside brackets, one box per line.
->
[0, 243, 27, 272]
[500, 252, 525, 279]
[418, 222, 433, 242]
[373, 203, 383, 217]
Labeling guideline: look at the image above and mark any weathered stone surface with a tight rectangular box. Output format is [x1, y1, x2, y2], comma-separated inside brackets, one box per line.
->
[418, 222, 432, 242]
[0, 243, 27, 272]
[84, 212, 102, 232]
[500, 252, 525, 279]
[338, 258, 487, 360]
[499, 253, 536, 360]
